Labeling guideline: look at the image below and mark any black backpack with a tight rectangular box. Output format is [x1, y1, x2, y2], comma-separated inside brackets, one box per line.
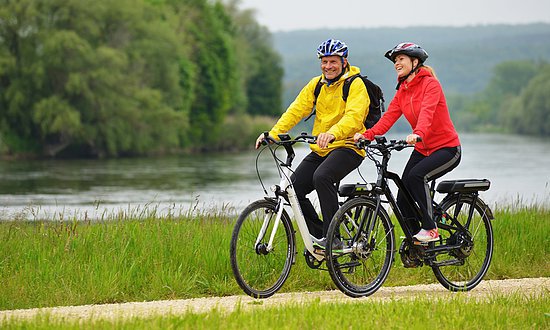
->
[305, 74, 385, 129]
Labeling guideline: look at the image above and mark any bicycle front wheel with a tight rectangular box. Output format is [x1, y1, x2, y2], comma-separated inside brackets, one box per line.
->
[230, 199, 296, 298]
[432, 195, 494, 291]
[326, 198, 395, 298]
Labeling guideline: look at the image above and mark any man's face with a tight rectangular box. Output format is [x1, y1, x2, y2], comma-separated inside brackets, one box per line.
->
[320, 55, 346, 80]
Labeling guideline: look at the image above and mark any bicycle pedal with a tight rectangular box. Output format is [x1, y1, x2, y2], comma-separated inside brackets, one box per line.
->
[413, 240, 429, 246]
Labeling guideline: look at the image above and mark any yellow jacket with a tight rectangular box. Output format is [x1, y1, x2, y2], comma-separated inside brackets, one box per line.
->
[269, 65, 370, 157]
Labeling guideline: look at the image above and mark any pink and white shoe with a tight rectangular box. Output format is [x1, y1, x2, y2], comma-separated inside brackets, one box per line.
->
[413, 228, 439, 242]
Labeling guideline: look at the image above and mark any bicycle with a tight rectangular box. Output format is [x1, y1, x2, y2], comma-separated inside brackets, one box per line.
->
[230, 132, 350, 298]
[324, 136, 494, 297]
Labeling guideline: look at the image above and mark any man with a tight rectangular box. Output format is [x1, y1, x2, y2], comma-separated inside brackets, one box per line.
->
[255, 39, 370, 249]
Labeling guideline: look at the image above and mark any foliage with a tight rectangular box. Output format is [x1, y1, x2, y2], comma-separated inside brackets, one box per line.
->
[0, 0, 283, 157]
[273, 24, 550, 137]
[450, 60, 550, 136]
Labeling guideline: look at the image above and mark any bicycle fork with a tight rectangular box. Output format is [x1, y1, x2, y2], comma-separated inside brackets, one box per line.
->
[254, 197, 284, 254]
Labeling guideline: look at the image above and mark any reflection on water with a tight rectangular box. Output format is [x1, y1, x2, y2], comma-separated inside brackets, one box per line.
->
[0, 133, 548, 220]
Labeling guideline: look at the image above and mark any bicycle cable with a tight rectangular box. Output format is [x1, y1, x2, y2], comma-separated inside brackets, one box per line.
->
[255, 145, 269, 195]
[255, 143, 297, 196]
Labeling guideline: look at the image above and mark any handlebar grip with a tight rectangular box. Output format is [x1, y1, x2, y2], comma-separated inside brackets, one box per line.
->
[355, 139, 370, 149]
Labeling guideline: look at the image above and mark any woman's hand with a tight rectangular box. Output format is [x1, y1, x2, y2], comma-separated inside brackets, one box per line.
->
[406, 133, 421, 145]
[317, 132, 335, 149]
[353, 132, 365, 142]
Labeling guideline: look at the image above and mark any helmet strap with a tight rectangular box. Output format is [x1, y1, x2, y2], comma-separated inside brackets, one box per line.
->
[395, 59, 422, 90]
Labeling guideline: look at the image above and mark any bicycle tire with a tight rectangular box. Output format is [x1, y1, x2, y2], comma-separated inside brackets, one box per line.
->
[432, 194, 494, 291]
[326, 197, 395, 298]
[230, 199, 296, 298]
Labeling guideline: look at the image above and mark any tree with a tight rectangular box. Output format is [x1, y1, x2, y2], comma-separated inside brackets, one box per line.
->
[223, 0, 283, 116]
[506, 65, 550, 136]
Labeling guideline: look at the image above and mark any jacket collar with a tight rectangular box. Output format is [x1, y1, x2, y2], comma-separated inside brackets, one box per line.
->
[400, 67, 431, 89]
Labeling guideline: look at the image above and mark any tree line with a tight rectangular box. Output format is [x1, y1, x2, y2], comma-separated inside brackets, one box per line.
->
[272, 24, 550, 138]
[449, 60, 550, 137]
[0, 0, 282, 158]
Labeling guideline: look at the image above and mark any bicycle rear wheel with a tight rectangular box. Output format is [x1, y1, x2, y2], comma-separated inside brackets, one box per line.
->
[432, 195, 494, 291]
[230, 199, 296, 298]
[326, 198, 394, 298]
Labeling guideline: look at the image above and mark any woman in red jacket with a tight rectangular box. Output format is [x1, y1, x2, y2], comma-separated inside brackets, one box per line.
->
[354, 42, 461, 242]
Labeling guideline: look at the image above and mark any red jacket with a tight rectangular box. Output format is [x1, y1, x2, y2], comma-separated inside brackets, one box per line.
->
[363, 67, 460, 156]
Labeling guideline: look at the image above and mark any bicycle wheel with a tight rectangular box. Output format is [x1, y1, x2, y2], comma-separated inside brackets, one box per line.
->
[230, 199, 296, 298]
[326, 197, 395, 298]
[432, 195, 494, 291]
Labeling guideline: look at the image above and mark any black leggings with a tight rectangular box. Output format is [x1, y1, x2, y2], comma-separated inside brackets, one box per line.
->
[397, 146, 461, 232]
[291, 148, 363, 239]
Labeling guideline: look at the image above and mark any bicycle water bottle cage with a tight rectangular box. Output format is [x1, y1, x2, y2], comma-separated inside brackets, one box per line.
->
[436, 179, 491, 193]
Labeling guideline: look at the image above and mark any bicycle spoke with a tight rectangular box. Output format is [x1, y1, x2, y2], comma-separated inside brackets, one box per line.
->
[432, 196, 493, 291]
[230, 200, 295, 298]
[326, 198, 394, 298]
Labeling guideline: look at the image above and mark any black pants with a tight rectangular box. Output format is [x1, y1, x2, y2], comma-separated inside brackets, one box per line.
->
[291, 148, 363, 239]
[397, 146, 461, 232]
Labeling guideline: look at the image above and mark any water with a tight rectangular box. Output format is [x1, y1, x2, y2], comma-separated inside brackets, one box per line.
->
[0, 133, 548, 220]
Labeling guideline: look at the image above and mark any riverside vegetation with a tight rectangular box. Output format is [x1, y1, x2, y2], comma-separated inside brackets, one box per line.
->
[0, 204, 548, 310]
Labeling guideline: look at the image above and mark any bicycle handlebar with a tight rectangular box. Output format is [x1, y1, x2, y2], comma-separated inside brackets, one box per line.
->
[261, 131, 317, 146]
[260, 132, 317, 168]
[355, 135, 422, 152]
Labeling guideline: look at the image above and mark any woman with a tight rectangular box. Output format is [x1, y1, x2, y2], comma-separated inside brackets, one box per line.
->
[256, 39, 369, 249]
[354, 42, 461, 242]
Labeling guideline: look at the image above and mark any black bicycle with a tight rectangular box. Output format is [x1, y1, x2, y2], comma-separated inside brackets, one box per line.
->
[325, 136, 494, 297]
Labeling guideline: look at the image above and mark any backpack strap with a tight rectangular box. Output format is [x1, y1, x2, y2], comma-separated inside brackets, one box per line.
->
[313, 77, 323, 103]
[341, 74, 362, 102]
[304, 77, 324, 122]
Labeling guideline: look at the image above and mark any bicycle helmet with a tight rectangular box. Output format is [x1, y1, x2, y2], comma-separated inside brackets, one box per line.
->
[317, 39, 349, 58]
[384, 42, 429, 63]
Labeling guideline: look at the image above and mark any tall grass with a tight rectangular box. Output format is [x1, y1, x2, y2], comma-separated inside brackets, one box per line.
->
[0, 205, 548, 311]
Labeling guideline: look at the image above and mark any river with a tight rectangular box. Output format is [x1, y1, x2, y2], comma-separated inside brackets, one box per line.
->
[0, 133, 548, 220]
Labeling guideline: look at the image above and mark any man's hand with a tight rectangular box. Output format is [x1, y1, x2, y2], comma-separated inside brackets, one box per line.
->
[255, 133, 267, 149]
[317, 132, 335, 149]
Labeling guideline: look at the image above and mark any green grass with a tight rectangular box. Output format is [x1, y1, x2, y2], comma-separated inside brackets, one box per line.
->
[2, 293, 548, 329]
[0, 204, 548, 312]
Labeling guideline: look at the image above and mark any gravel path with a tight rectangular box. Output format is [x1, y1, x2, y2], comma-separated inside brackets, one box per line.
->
[1, 277, 548, 322]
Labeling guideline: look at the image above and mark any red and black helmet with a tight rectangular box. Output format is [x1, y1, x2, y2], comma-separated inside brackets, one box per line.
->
[384, 42, 429, 63]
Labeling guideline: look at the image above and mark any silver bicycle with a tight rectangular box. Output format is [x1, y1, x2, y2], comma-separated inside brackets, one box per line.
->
[230, 132, 332, 298]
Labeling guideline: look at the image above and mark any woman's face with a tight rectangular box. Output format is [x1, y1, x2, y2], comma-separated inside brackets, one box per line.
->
[321, 55, 346, 80]
[394, 54, 418, 79]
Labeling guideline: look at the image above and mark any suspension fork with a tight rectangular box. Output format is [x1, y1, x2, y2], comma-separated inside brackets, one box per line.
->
[254, 197, 284, 252]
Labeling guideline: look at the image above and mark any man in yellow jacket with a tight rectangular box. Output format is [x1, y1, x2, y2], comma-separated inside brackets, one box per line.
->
[255, 39, 370, 248]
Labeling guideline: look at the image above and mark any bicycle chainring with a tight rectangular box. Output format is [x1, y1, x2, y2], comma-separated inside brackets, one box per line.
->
[399, 240, 423, 268]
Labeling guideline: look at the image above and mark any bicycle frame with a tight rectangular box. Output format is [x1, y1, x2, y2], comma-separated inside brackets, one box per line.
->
[361, 137, 491, 250]
[256, 134, 324, 261]
[365, 138, 424, 241]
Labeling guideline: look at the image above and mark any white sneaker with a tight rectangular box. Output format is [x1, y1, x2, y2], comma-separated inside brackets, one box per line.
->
[413, 228, 439, 242]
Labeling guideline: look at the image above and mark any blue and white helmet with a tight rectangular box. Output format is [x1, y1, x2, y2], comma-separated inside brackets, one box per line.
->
[317, 39, 349, 58]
